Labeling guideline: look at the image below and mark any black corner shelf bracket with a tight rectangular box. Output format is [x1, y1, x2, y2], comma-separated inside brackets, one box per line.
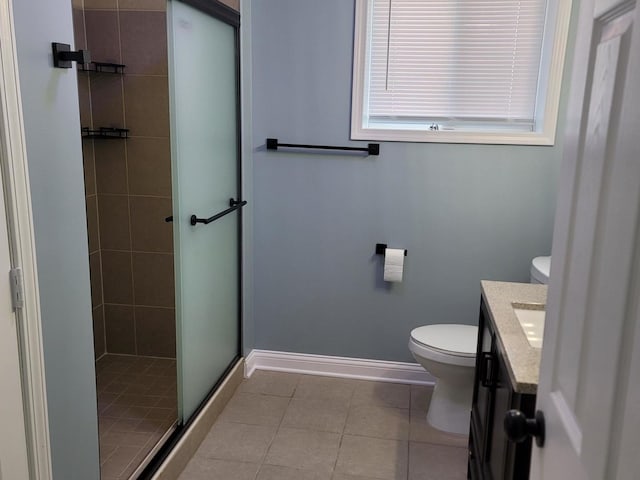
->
[266, 138, 379, 156]
[52, 42, 91, 68]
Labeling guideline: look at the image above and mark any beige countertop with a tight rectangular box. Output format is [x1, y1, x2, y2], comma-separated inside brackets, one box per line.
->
[480, 280, 547, 394]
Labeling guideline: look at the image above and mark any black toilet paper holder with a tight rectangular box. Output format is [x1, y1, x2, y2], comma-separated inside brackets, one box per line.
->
[375, 244, 407, 256]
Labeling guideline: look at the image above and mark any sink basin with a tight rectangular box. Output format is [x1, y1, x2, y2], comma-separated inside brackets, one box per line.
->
[512, 302, 545, 348]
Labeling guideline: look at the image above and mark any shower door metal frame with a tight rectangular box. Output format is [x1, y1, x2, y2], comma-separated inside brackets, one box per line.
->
[139, 0, 242, 476]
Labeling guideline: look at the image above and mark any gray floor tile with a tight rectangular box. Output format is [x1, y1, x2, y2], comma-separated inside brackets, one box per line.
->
[195, 421, 277, 463]
[257, 464, 332, 480]
[281, 397, 349, 433]
[264, 427, 341, 474]
[239, 371, 301, 397]
[295, 375, 356, 403]
[409, 409, 468, 447]
[332, 474, 387, 480]
[344, 405, 410, 440]
[410, 385, 433, 411]
[335, 435, 408, 480]
[408, 442, 468, 480]
[352, 381, 410, 409]
[219, 392, 290, 426]
[178, 458, 260, 480]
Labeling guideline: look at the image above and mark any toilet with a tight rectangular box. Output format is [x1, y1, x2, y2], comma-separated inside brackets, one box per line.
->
[530, 255, 551, 284]
[408, 324, 478, 435]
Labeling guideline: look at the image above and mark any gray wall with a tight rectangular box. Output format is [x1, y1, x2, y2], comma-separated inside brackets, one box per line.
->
[12, 0, 100, 477]
[250, 0, 574, 362]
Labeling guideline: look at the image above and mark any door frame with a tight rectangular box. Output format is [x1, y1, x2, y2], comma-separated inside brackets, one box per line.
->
[0, 0, 52, 478]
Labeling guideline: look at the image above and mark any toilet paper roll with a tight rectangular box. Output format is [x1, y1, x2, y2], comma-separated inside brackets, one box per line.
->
[384, 248, 404, 283]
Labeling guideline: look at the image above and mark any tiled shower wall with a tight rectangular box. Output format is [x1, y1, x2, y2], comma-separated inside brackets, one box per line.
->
[74, 0, 176, 359]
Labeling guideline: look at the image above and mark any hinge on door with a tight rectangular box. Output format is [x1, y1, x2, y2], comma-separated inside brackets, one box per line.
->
[9, 267, 24, 311]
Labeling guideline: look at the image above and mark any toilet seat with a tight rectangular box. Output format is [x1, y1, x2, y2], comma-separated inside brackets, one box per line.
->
[531, 256, 551, 284]
[409, 324, 478, 367]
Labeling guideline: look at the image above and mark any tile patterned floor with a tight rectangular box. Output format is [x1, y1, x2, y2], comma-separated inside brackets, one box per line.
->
[96, 354, 178, 480]
[179, 371, 468, 480]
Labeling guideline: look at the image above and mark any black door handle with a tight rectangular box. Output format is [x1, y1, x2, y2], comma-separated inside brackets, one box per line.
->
[504, 409, 545, 447]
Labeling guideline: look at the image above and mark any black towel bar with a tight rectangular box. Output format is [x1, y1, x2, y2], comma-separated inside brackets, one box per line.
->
[266, 138, 379, 156]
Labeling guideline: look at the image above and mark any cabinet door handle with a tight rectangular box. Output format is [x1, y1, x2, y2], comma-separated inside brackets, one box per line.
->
[480, 352, 496, 388]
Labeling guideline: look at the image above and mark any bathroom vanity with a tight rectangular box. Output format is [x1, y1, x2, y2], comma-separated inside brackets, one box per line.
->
[468, 281, 546, 480]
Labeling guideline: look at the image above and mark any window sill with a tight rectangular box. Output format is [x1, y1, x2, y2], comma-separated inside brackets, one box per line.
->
[351, 126, 557, 146]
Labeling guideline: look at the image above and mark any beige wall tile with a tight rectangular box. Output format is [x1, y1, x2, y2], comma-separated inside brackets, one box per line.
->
[102, 250, 134, 304]
[98, 195, 131, 250]
[90, 75, 125, 128]
[72, 8, 87, 51]
[93, 305, 106, 358]
[119, 11, 168, 76]
[86, 194, 100, 253]
[130, 196, 173, 253]
[118, 0, 166, 11]
[89, 251, 103, 307]
[104, 304, 136, 354]
[85, 10, 121, 64]
[123, 75, 169, 137]
[218, 0, 240, 12]
[82, 140, 96, 195]
[135, 307, 176, 357]
[77, 75, 92, 129]
[95, 141, 127, 194]
[132, 252, 175, 307]
[127, 137, 172, 196]
[84, 0, 117, 9]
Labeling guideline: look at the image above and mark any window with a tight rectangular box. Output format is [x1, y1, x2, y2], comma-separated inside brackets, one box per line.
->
[351, 0, 573, 145]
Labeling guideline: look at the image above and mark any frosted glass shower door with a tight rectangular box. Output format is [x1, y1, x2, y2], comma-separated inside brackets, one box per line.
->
[168, 0, 241, 420]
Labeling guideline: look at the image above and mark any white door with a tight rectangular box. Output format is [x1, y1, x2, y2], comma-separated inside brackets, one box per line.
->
[0, 174, 30, 478]
[530, 0, 640, 476]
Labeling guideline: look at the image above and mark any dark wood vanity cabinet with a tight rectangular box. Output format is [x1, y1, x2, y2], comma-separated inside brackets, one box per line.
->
[468, 298, 536, 480]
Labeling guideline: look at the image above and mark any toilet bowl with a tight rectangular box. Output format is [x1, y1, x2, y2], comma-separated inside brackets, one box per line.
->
[408, 324, 478, 435]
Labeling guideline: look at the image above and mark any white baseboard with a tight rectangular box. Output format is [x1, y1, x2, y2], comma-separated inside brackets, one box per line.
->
[245, 349, 435, 385]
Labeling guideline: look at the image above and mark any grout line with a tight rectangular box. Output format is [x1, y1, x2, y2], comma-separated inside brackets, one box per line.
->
[101, 248, 174, 255]
[96, 193, 172, 199]
[256, 376, 301, 477]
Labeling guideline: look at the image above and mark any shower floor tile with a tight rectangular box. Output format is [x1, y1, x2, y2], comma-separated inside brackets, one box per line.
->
[96, 353, 178, 480]
[179, 371, 469, 480]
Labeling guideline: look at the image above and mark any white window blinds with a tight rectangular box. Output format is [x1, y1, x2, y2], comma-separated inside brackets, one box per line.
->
[366, 0, 548, 130]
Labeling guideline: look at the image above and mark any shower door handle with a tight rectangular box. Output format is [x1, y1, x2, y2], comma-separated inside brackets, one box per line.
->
[190, 198, 247, 226]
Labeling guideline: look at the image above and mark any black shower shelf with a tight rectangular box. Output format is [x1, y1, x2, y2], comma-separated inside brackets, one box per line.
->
[81, 127, 129, 139]
[79, 61, 125, 74]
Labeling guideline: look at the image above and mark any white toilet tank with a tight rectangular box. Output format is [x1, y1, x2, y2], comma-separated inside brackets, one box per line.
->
[530, 256, 551, 284]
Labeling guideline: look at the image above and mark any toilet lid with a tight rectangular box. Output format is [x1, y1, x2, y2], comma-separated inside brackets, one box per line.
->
[410, 324, 478, 357]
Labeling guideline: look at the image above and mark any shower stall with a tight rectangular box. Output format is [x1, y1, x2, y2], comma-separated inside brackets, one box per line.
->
[72, 0, 242, 477]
